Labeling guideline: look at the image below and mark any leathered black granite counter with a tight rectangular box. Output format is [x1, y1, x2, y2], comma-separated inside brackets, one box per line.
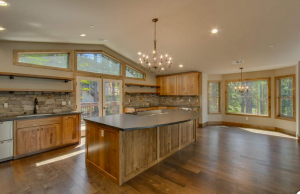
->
[0, 111, 81, 122]
[84, 109, 200, 131]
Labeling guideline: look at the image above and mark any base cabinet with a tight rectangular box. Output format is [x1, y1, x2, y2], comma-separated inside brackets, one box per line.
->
[15, 114, 80, 158]
[16, 126, 40, 156]
[62, 115, 79, 145]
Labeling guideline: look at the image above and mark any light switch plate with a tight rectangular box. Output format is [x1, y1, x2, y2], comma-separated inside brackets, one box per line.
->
[62, 101, 66, 105]
[4, 103, 8, 108]
[68, 101, 71, 105]
[101, 130, 104, 137]
[246, 117, 248, 120]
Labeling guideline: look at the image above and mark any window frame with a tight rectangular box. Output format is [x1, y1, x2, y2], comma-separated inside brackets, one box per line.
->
[13, 50, 73, 72]
[74, 50, 123, 78]
[225, 77, 271, 118]
[125, 64, 146, 81]
[274, 75, 295, 122]
[208, 80, 221, 114]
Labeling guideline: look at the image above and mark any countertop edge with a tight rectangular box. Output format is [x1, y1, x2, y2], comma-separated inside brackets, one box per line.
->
[84, 115, 200, 131]
[0, 112, 82, 122]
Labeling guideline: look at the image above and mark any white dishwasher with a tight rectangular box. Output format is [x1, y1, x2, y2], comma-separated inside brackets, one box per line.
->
[0, 121, 13, 162]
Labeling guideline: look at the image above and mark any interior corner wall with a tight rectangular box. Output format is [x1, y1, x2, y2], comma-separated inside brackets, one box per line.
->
[0, 41, 156, 91]
[207, 74, 223, 122]
[201, 73, 208, 124]
[219, 66, 296, 133]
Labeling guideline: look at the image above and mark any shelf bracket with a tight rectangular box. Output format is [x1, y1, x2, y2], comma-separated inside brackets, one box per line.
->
[9, 75, 14, 80]
[65, 79, 69, 83]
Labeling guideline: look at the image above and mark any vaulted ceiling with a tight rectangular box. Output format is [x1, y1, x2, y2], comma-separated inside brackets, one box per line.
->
[1, 0, 300, 74]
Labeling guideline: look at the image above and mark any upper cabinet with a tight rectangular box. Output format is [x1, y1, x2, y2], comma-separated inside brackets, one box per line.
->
[157, 72, 201, 96]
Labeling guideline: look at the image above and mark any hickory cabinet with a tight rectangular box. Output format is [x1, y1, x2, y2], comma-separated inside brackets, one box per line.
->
[14, 114, 80, 158]
[156, 72, 201, 96]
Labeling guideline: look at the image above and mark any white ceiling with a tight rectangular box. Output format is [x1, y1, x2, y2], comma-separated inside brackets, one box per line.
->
[1, 0, 300, 74]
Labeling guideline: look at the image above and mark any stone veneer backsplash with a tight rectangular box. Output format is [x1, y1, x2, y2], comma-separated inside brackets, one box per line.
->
[124, 94, 200, 107]
[0, 91, 74, 117]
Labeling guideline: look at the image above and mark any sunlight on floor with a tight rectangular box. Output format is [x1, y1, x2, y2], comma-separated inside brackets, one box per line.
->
[220, 126, 296, 139]
[35, 149, 85, 167]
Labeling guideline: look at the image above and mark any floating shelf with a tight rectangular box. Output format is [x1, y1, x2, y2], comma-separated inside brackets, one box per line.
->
[0, 72, 74, 82]
[125, 83, 160, 88]
[0, 88, 74, 93]
[125, 92, 160, 95]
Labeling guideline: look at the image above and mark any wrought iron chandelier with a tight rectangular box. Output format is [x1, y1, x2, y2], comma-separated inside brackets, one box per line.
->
[137, 18, 172, 72]
[235, 68, 249, 93]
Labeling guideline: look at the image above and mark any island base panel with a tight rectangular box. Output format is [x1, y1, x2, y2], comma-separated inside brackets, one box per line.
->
[85, 119, 197, 186]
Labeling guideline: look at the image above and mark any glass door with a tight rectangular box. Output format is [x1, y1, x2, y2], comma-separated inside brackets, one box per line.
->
[103, 79, 123, 116]
[76, 76, 102, 136]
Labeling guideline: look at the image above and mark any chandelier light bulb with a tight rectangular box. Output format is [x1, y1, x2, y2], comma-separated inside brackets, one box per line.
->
[138, 52, 142, 55]
[160, 55, 163, 58]
[161, 68, 165, 70]
[165, 54, 168, 57]
[146, 55, 148, 59]
[154, 58, 156, 60]
[153, 50, 156, 54]
[143, 54, 145, 57]
[169, 57, 172, 60]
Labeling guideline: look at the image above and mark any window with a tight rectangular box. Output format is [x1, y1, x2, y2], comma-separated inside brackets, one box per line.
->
[125, 65, 146, 80]
[225, 78, 271, 117]
[13, 50, 72, 71]
[275, 75, 295, 121]
[75, 51, 121, 76]
[208, 81, 221, 113]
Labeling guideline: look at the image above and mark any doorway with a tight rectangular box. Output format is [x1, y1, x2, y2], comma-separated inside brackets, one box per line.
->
[76, 76, 123, 136]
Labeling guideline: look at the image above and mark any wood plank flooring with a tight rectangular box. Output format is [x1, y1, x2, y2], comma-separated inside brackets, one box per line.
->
[0, 125, 300, 194]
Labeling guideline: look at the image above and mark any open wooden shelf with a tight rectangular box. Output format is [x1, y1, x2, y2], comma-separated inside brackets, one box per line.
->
[125, 92, 160, 95]
[0, 72, 74, 82]
[0, 88, 74, 93]
[125, 83, 160, 88]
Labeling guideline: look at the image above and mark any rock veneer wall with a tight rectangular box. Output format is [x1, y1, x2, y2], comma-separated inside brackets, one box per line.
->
[124, 94, 200, 107]
[0, 91, 74, 117]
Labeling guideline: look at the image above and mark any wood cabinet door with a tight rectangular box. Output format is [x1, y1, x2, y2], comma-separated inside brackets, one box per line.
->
[40, 124, 61, 150]
[168, 76, 177, 95]
[177, 74, 188, 95]
[161, 76, 169, 95]
[62, 115, 79, 145]
[187, 73, 199, 95]
[16, 126, 40, 156]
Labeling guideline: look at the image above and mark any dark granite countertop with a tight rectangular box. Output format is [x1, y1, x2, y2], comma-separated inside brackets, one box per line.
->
[125, 105, 200, 109]
[84, 109, 200, 131]
[0, 111, 81, 122]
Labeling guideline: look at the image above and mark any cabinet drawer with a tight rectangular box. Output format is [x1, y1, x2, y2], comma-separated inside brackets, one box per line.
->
[17, 117, 61, 129]
[0, 121, 13, 141]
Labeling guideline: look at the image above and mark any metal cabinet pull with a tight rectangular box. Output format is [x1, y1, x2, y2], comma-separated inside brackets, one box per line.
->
[37, 129, 39, 131]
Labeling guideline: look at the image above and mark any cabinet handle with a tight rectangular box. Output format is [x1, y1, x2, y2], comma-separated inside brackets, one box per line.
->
[41, 128, 43, 130]
[37, 129, 39, 131]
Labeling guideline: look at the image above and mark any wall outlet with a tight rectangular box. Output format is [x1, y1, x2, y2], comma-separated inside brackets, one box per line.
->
[4, 103, 8, 108]
[68, 101, 71, 105]
[246, 117, 248, 121]
[62, 101, 66, 105]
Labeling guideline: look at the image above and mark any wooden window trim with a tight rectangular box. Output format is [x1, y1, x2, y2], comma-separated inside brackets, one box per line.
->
[274, 74, 296, 122]
[124, 64, 146, 81]
[13, 50, 73, 72]
[208, 81, 221, 114]
[74, 50, 123, 78]
[225, 77, 271, 118]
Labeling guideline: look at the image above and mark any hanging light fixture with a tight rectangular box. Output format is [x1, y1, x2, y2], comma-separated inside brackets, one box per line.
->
[137, 18, 173, 72]
[235, 68, 249, 93]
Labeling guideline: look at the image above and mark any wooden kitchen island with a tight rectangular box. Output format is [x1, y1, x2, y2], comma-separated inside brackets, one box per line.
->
[84, 109, 200, 186]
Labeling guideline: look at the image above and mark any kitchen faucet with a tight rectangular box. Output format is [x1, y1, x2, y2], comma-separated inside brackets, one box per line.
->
[34, 98, 38, 114]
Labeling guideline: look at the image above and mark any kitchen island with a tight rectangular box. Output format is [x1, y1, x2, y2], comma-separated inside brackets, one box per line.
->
[84, 109, 200, 186]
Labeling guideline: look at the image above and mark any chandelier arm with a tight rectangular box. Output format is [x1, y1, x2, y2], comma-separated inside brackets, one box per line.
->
[154, 21, 157, 51]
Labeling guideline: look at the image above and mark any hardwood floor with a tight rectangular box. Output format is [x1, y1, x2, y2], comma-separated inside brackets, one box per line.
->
[0, 126, 300, 194]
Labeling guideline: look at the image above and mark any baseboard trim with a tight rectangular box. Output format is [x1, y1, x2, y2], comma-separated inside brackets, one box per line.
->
[275, 127, 296, 136]
[222, 121, 275, 131]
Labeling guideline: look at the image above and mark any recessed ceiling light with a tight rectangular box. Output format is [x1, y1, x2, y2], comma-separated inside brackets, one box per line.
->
[0, 27, 6, 31]
[98, 39, 108, 41]
[80, 34, 86, 37]
[269, 45, 274, 48]
[90, 25, 94, 28]
[179, 64, 183, 67]
[212, 29, 218, 34]
[0, 1, 10, 6]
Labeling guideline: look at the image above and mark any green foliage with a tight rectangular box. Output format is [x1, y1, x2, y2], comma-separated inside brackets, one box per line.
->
[279, 78, 293, 117]
[18, 53, 69, 68]
[126, 66, 144, 79]
[227, 80, 268, 115]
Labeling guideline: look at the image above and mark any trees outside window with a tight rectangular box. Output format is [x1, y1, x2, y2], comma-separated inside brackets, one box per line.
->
[208, 81, 221, 114]
[275, 75, 295, 121]
[76, 52, 121, 76]
[225, 78, 270, 117]
[125, 65, 145, 80]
